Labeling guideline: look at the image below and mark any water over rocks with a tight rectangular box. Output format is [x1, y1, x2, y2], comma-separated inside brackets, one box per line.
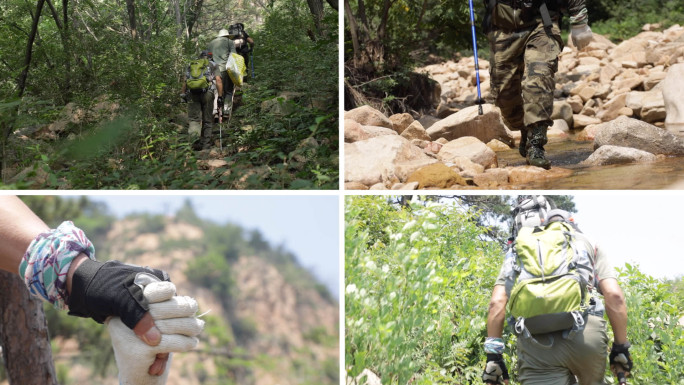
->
[344, 24, 684, 189]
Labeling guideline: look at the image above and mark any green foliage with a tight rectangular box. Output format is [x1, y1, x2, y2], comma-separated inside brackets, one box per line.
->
[589, 0, 684, 42]
[0, 0, 338, 189]
[346, 196, 684, 384]
[346, 196, 502, 384]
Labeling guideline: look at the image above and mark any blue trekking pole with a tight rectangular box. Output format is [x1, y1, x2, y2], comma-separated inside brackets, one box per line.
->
[468, 0, 484, 115]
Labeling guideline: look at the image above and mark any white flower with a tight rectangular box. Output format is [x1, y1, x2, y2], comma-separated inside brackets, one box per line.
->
[345, 284, 357, 295]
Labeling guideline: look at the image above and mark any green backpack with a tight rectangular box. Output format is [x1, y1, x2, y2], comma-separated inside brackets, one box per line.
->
[186, 58, 211, 93]
[504, 220, 595, 336]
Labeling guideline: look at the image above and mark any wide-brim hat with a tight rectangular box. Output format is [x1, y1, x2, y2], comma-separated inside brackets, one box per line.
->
[218, 29, 231, 38]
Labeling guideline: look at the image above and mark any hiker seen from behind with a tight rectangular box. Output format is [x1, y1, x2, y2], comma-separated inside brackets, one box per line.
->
[207, 28, 237, 120]
[181, 50, 223, 151]
[229, 23, 255, 79]
[482, 0, 593, 169]
[483, 196, 632, 385]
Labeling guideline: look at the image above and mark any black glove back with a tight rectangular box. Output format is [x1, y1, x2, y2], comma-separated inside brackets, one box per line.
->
[483, 353, 509, 384]
[67, 259, 169, 329]
[609, 342, 633, 372]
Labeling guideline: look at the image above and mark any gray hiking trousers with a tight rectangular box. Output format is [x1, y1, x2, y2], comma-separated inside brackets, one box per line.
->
[516, 315, 609, 385]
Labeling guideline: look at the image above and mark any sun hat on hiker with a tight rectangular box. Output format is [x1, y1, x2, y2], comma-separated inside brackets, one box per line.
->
[546, 209, 573, 223]
[512, 195, 551, 230]
[218, 29, 231, 38]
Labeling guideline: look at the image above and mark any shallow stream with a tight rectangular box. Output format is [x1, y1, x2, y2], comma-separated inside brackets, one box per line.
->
[495, 135, 684, 189]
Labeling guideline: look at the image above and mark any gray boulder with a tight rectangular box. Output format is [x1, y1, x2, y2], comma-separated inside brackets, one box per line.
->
[593, 116, 684, 155]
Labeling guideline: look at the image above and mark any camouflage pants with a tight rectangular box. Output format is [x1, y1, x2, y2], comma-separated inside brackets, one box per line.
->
[188, 90, 214, 146]
[489, 22, 562, 130]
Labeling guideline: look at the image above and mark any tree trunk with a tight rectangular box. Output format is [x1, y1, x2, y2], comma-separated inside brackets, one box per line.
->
[17, 0, 47, 98]
[307, 0, 324, 36]
[125, 0, 138, 39]
[185, 0, 204, 39]
[0, 271, 58, 385]
[344, 0, 360, 66]
[45, 0, 72, 102]
[325, 0, 338, 11]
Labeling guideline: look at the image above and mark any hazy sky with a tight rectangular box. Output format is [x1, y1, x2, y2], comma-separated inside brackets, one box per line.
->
[73, 195, 340, 298]
[572, 194, 683, 280]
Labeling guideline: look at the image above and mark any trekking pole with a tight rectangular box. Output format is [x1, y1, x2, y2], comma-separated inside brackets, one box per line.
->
[617, 372, 627, 385]
[468, 0, 484, 115]
[250, 47, 255, 79]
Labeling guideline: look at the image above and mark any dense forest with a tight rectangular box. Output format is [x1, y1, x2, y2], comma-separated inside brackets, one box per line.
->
[0, 196, 339, 384]
[345, 196, 684, 384]
[343, 0, 684, 113]
[0, 0, 338, 189]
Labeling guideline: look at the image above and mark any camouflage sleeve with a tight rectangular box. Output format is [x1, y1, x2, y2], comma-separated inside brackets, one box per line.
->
[567, 0, 588, 25]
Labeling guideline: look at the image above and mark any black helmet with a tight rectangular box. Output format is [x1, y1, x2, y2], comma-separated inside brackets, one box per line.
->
[199, 50, 210, 58]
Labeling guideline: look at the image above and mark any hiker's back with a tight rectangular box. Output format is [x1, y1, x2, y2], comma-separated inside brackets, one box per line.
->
[207, 36, 234, 71]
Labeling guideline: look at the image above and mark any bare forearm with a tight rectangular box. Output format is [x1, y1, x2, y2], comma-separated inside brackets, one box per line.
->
[0, 196, 49, 273]
[601, 278, 629, 344]
[487, 285, 508, 338]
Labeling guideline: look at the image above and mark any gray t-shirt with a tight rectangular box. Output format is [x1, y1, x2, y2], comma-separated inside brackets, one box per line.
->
[495, 229, 616, 289]
[207, 37, 237, 72]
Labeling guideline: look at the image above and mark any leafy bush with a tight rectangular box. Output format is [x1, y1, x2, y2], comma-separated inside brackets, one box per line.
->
[345, 196, 684, 384]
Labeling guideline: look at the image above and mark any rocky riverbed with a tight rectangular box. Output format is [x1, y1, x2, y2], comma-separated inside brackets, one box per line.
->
[344, 24, 684, 190]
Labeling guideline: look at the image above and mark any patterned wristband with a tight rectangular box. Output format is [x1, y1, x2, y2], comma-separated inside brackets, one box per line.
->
[570, 8, 589, 26]
[19, 221, 96, 310]
[484, 337, 505, 354]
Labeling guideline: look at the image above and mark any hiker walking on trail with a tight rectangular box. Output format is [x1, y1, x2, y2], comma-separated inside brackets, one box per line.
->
[483, 196, 632, 385]
[482, 0, 593, 169]
[182, 50, 223, 150]
[229, 23, 255, 78]
[207, 28, 237, 118]
[0, 196, 203, 384]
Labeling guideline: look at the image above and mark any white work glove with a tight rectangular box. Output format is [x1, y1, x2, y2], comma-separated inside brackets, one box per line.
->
[571, 24, 593, 50]
[107, 274, 204, 385]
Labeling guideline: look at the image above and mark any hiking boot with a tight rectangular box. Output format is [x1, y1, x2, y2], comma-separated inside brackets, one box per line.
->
[525, 124, 551, 169]
[519, 128, 528, 157]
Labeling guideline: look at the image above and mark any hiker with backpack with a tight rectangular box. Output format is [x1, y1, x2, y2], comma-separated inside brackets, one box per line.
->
[228, 23, 255, 79]
[0, 196, 203, 383]
[482, 0, 593, 169]
[181, 50, 223, 151]
[483, 196, 632, 385]
[207, 28, 237, 119]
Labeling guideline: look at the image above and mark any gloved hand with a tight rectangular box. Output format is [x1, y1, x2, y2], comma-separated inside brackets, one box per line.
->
[67, 259, 169, 330]
[217, 96, 224, 109]
[609, 342, 633, 382]
[571, 24, 593, 50]
[482, 353, 509, 384]
[108, 274, 204, 384]
[180, 93, 188, 103]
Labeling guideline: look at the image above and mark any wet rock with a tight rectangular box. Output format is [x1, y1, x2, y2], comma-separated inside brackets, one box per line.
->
[581, 145, 656, 166]
[400, 121, 431, 141]
[473, 168, 510, 188]
[389, 113, 414, 134]
[345, 135, 437, 186]
[405, 163, 467, 189]
[663, 63, 684, 135]
[577, 124, 601, 141]
[345, 182, 369, 190]
[508, 166, 574, 184]
[593, 115, 684, 155]
[426, 104, 514, 145]
[438, 136, 497, 169]
[345, 105, 393, 128]
[344, 119, 370, 143]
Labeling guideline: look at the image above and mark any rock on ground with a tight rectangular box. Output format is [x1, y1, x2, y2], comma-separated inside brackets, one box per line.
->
[345, 135, 437, 186]
[438, 136, 498, 169]
[405, 163, 467, 189]
[581, 145, 656, 166]
[426, 104, 514, 145]
[663, 63, 684, 135]
[593, 116, 684, 155]
[345, 105, 393, 129]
